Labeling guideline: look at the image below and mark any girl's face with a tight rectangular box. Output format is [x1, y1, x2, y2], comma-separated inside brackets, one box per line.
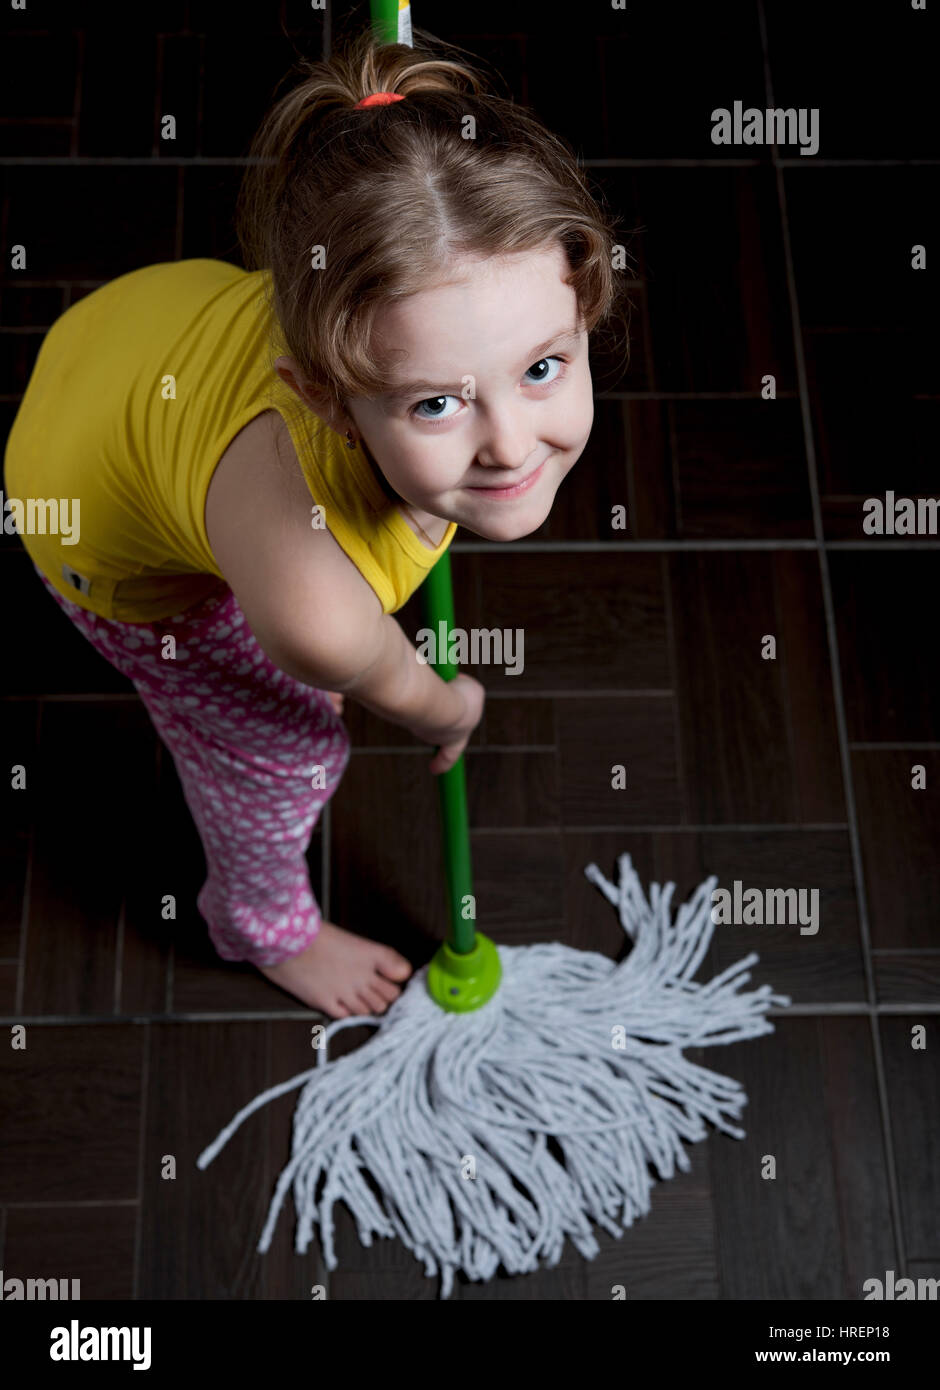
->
[345, 243, 595, 542]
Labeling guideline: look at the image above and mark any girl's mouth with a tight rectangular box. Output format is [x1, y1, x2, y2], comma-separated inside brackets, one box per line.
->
[465, 459, 546, 499]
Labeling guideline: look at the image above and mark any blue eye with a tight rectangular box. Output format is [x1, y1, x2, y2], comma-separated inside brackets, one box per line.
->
[412, 394, 461, 421]
[524, 356, 564, 384]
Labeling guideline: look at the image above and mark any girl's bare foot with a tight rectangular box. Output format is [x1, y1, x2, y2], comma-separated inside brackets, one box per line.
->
[257, 920, 412, 1017]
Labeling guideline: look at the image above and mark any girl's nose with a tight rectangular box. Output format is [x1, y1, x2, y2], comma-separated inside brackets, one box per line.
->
[475, 411, 538, 470]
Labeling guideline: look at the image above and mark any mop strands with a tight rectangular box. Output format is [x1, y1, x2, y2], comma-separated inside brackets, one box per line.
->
[196, 853, 791, 1298]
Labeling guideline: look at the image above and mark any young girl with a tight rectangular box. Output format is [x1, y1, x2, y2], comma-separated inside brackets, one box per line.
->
[3, 29, 623, 1019]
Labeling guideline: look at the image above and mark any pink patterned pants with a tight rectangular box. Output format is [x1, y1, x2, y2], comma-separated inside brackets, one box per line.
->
[36, 566, 351, 967]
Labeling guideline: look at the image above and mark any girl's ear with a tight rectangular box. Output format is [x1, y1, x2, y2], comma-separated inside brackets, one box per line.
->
[273, 355, 345, 433]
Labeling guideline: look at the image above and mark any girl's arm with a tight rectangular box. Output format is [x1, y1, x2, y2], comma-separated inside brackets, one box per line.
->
[205, 411, 464, 734]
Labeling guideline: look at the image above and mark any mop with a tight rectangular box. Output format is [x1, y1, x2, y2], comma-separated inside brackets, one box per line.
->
[196, 3, 792, 1297]
[196, 547, 791, 1297]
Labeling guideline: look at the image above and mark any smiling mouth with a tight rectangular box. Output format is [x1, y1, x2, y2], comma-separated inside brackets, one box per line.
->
[466, 459, 547, 493]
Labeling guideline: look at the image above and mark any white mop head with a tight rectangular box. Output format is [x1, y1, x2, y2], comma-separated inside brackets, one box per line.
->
[197, 854, 790, 1297]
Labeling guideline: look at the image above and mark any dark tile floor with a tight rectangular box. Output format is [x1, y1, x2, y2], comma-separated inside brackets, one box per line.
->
[1, 0, 938, 1301]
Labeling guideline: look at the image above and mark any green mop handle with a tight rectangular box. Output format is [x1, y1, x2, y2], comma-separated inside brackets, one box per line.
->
[369, 0, 411, 45]
[420, 552, 476, 957]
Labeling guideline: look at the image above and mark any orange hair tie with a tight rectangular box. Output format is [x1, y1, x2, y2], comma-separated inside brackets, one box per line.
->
[354, 92, 405, 108]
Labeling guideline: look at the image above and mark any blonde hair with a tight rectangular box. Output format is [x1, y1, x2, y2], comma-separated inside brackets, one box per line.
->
[236, 25, 630, 416]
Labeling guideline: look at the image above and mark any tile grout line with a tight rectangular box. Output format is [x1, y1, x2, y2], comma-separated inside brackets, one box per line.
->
[3, 1199, 139, 1210]
[1, 1006, 939, 1028]
[761, 3, 909, 1280]
[2, 1002, 938, 1025]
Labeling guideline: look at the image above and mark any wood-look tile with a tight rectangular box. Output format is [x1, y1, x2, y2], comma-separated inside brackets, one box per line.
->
[333, 753, 566, 953]
[190, 0, 300, 37]
[773, 549, 847, 823]
[524, 2, 766, 162]
[2, 1203, 136, 1301]
[786, 169, 937, 342]
[873, 954, 940, 1004]
[120, 739, 174, 1016]
[76, 31, 156, 157]
[804, 330, 940, 541]
[329, 752, 452, 966]
[158, 36, 201, 159]
[624, 399, 674, 537]
[0, 167, 179, 282]
[0, 961, 19, 1014]
[479, 695, 555, 747]
[467, 831, 567, 946]
[595, 2, 765, 160]
[586, 1144, 719, 1300]
[711, 1017, 896, 1298]
[179, 166, 243, 263]
[23, 701, 158, 1017]
[25, 0, 187, 27]
[556, 695, 682, 827]
[880, 1017, 940, 1264]
[0, 33, 78, 121]
[0, 700, 37, 959]
[469, 551, 670, 692]
[670, 551, 845, 824]
[591, 168, 797, 394]
[852, 751, 940, 957]
[200, 33, 304, 158]
[767, 3, 939, 158]
[525, 29, 607, 160]
[466, 748, 559, 830]
[0, 1024, 144, 1202]
[0, 124, 73, 157]
[658, 829, 862, 1004]
[830, 554, 940, 743]
[139, 1020, 326, 1298]
[671, 398, 812, 538]
[0, 284, 66, 328]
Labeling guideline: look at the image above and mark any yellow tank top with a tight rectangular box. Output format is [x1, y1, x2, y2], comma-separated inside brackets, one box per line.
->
[3, 259, 456, 622]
